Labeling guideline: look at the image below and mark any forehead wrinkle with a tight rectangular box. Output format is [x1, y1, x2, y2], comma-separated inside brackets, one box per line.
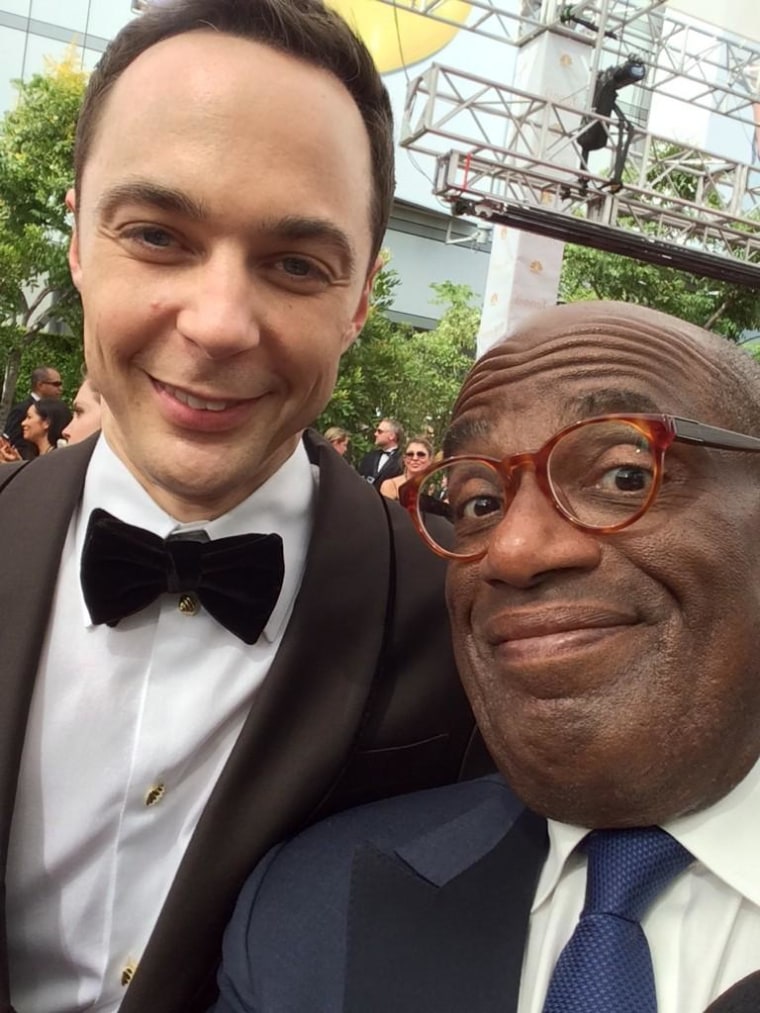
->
[452, 314, 724, 425]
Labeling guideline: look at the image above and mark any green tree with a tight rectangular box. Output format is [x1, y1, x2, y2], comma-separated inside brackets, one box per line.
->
[318, 263, 479, 457]
[0, 53, 86, 426]
[409, 280, 479, 438]
[560, 243, 760, 338]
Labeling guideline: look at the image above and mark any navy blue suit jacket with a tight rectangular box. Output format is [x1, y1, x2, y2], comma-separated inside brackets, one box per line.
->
[214, 775, 760, 1013]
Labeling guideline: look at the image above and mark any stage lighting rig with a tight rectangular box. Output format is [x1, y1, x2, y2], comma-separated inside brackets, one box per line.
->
[577, 57, 646, 193]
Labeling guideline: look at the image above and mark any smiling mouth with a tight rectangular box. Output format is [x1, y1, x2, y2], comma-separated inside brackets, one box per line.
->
[485, 606, 639, 648]
[161, 382, 243, 413]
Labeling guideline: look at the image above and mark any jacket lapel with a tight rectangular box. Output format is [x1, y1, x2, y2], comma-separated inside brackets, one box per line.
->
[345, 803, 548, 1013]
[705, 972, 760, 1012]
[0, 438, 95, 1006]
[122, 432, 397, 1011]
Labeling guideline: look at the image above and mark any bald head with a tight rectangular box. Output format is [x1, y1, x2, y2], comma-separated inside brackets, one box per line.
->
[447, 301, 760, 453]
[442, 299, 760, 828]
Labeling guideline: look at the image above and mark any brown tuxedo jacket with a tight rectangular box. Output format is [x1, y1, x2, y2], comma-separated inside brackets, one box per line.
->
[0, 430, 484, 1012]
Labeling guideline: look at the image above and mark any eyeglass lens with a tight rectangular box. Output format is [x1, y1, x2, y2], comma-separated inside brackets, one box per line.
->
[416, 419, 656, 557]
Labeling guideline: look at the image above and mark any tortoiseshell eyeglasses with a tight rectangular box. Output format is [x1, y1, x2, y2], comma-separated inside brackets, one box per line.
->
[399, 413, 760, 562]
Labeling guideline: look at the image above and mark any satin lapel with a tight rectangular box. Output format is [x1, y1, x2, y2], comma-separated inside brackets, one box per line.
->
[705, 972, 760, 1012]
[123, 433, 395, 1012]
[0, 438, 94, 1003]
[345, 807, 548, 1013]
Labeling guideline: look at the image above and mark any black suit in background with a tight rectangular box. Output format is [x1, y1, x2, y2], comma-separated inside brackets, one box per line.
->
[3, 395, 36, 459]
[0, 429, 485, 1013]
[357, 446, 403, 486]
[214, 775, 760, 1013]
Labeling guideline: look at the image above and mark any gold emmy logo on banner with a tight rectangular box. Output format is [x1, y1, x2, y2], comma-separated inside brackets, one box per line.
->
[327, 0, 471, 73]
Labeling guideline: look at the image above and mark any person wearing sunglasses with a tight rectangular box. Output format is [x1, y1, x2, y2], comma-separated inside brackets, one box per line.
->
[3, 365, 63, 460]
[215, 300, 760, 1013]
[379, 437, 433, 501]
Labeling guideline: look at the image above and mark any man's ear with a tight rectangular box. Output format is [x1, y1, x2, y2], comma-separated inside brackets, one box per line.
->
[65, 188, 83, 292]
[341, 254, 384, 353]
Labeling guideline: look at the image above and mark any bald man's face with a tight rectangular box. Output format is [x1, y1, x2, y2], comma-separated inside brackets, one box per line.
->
[445, 304, 760, 828]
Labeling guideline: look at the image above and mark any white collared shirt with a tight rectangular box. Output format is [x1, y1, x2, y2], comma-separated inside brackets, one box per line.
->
[6, 435, 315, 1012]
[519, 756, 760, 1013]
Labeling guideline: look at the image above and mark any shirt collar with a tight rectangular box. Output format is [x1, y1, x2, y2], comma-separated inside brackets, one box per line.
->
[666, 754, 760, 907]
[76, 434, 316, 643]
[533, 754, 760, 912]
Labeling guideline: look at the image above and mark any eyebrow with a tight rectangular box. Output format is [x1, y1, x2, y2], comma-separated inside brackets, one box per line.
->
[444, 388, 663, 455]
[444, 417, 491, 456]
[567, 389, 662, 418]
[96, 181, 208, 222]
[96, 183, 357, 274]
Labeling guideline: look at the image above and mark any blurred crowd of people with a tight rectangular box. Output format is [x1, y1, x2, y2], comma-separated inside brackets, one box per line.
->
[0, 366, 102, 464]
[325, 416, 438, 502]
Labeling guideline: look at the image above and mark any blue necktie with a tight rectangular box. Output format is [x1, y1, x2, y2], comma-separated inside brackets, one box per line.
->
[542, 827, 693, 1013]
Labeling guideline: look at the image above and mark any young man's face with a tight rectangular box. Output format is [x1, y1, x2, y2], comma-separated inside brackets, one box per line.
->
[68, 31, 380, 520]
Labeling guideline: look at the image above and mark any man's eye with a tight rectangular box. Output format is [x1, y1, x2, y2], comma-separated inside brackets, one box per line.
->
[597, 465, 652, 493]
[281, 257, 311, 276]
[274, 257, 329, 284]
[123, 226, 174, 248]
[459, 495, 502, 520]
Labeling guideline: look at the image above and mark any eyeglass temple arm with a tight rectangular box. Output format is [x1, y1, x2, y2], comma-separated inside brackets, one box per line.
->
[672, 416, 760, 452]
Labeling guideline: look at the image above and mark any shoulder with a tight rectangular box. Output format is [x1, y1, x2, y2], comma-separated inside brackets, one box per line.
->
[216, 776, 519, 1008]
[379, 475, 400, 498]
[232, 775, 520, 930]
[8, 395, 32, 412]
[279, 774, 517, 866]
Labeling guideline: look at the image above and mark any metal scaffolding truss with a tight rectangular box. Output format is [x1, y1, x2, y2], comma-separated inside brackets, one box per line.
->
[379, 0, 760, 128]
[375, 0, 664, 49]
[403, 64, 760, 283]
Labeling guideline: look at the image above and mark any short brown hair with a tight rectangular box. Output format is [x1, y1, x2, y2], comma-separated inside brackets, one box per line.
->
[74, 0, 395, 260]
[405, 436, 433, 457]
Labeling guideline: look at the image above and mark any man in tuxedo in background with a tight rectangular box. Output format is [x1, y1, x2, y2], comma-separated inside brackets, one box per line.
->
[357, 417, 404, 485]
[3, 364, 64, 458]
[215, 301, 760, 1013]
[0, 2, 482, 1011]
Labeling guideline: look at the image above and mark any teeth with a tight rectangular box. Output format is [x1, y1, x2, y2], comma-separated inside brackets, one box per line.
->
[165, 384, 233, 412]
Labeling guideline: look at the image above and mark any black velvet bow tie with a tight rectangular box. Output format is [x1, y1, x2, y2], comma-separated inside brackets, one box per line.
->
[81, 508, 284, 645]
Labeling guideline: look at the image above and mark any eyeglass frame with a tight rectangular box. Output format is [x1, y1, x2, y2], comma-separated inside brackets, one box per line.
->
[404, 450, 430, 459]
[399, 413, 760, 562]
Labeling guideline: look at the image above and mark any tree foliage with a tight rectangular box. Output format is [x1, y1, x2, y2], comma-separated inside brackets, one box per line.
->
[318, 262, 479, 457]
[0, 53, 86, 425]
[560, 243, 760, 338]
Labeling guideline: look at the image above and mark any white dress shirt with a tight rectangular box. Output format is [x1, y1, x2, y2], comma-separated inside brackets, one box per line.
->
[6, 435, 315, 1013]
[519, 756, 760, 1013]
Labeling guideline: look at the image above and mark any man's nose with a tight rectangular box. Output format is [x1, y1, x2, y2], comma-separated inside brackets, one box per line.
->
[478, 470, 602, 589]
[176, 253, 261, 359]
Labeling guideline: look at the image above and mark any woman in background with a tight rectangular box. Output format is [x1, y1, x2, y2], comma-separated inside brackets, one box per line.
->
[324, 426, 351, 457]
[379, 437, 433, 501]
[19, 398, 72, 457]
